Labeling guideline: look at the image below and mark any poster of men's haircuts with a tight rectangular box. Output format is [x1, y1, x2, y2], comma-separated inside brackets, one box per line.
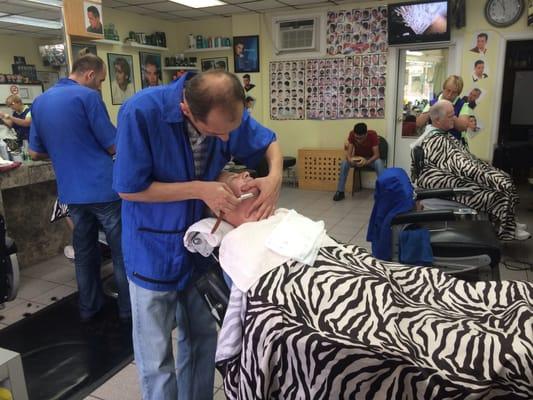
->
[269, 60, 306, 120]
[305, 54, 386, 120]
[326, 7, 388, 56]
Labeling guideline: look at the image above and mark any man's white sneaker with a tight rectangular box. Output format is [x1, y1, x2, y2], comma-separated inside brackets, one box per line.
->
[64, 245, 75, 259]
[516, 222, 528, 231]
[515, 229, 531, 241]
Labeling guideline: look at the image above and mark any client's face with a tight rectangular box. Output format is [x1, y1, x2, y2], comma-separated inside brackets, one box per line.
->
[221, 172, 260, 227]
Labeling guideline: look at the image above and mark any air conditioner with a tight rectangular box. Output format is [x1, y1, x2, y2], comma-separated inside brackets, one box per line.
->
[273, 15, 321, 55]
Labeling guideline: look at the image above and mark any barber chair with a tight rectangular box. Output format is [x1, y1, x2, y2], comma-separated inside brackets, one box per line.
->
[0, 215, 20, 305]
[370, 169, 501, 281]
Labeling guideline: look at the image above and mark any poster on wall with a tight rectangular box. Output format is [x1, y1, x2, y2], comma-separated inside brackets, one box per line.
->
[269, 60, 305, 120]
[84, 1, 103, 34]
[72, 43, 97, 61]
[201, 57, 228, 71]
[326, 6, 388, 56]
[107, 53, 135, 105]
[233, 35, 259, 73]
[139, 52, 162, 88]
[305, 55, 386, 120]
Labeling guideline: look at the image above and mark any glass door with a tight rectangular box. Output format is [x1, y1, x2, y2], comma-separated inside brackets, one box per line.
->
[393, 48, 448, 174]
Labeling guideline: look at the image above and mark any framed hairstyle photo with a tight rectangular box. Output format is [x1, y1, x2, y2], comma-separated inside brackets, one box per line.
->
[233, 35, 259, 73]
[84, 1, 103, 34]
[139, 52, 162, 88]
[72, 43, 97, 61]
[201, 57, 228, 72]
[107, 53, 135, 105]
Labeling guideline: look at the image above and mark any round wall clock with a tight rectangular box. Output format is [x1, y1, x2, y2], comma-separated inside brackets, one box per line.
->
[485, 0, 525, 27]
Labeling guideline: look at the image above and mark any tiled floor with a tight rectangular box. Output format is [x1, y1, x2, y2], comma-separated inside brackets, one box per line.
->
[2, 185, 532, 400]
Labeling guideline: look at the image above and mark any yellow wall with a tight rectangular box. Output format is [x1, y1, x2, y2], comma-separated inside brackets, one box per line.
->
[5, 0, 528, 159]
[0, 34, 59, 75]
[459, 0, 533, 159]
[92, 7, 181, 122]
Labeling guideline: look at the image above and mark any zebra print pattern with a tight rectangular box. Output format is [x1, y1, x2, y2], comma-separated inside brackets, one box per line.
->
[217, 244, 533, 399]
[413, 131, 518, 240]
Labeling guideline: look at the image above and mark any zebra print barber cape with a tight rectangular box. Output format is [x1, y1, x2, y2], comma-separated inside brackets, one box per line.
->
[216, 244, 533, 399]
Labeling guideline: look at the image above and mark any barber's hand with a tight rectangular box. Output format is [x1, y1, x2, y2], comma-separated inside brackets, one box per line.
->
[241, 173, 281, 220]
[200, 181, 240, 216]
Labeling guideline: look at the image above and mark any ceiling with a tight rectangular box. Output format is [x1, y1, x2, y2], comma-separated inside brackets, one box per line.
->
[103, 0, 380, 20]
[0, 0, 382, 38]
[0, 0, 63, 38]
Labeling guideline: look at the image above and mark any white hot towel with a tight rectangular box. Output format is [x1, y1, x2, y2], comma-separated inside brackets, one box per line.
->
[184, 218, 234, 257]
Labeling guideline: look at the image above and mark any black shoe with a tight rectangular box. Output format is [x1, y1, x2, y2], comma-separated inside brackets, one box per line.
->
[333, 191, 345, 201]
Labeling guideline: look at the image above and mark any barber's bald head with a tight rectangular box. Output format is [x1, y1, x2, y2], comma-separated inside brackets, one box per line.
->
[181, 71, 245, 141]
[183, 70, 245, 123]
[429, 100, 455, 131]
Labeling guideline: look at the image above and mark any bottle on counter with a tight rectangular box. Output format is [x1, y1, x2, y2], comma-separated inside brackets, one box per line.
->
[188, 34, 196, 49]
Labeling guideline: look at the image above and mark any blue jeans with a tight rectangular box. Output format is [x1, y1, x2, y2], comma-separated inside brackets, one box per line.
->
[129, 280, 217, 400]
[336, 158, 386, 192]
[68, 201, 130, 319]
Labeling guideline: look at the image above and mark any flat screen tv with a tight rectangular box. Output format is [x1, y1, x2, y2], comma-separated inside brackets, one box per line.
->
[39, 44, 67, 67]
[388, 0, 450, 46]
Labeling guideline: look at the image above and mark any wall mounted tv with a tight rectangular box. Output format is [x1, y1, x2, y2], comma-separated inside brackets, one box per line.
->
[388, 0, 450, 46]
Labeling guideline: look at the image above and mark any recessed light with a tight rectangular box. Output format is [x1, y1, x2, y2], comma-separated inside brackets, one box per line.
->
[0, 15, 63, 29]
[170, 0, 226, 8]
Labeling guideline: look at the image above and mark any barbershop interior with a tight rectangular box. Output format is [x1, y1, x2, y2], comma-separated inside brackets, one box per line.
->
[0, 0, 533, 399]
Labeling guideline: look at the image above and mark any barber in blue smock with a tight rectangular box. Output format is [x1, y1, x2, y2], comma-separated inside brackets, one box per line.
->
[113, 70, 282, 400]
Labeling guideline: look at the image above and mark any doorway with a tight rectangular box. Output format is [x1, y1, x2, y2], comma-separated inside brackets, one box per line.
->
[392, 48, 449, 174]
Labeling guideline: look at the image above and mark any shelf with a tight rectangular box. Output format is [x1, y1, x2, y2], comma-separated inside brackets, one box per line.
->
[93, 39, 168, 51]
[93, 39, 122, 46]
[163, 66, 198, 71]
[183, 47, 232, 53]
[128, 42, 168, 51]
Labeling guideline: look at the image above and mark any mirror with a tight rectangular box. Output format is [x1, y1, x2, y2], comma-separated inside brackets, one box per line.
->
[0, 0, 66, 148]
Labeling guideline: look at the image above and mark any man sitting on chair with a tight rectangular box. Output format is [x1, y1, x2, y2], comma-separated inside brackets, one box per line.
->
[333, 122, 385, 201]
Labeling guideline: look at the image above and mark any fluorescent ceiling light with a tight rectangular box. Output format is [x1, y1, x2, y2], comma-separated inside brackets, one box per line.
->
[23, 0, 63, 7]
[170, 0, 226, 8]
[0, 15, 63, 29]
[406, 51, 423, 56]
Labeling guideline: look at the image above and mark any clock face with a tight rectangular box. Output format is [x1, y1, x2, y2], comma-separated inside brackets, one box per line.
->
[485, 0, 524, 27]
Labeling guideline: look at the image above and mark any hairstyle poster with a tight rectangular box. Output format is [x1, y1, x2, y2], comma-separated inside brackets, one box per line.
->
[326, 6, 388, 56]
[269, 60, 306, 120]
[305, 55, 386, 120]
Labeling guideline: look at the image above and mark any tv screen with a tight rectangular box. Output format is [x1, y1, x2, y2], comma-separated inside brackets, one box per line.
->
[388, 0, 450, 46]
[39, 44, 67, 67]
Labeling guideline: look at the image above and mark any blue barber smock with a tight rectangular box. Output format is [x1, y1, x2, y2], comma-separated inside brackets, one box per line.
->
[29, 78, 119, 204]
[113, 73, 277, 291]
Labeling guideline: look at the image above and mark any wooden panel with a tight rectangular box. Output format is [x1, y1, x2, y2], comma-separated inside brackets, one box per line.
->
[64, 0, 103, 40]
[297, 148, 353, 192]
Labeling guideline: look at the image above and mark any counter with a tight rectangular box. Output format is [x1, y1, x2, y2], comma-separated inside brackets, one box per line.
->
[0, 161, 70, 268]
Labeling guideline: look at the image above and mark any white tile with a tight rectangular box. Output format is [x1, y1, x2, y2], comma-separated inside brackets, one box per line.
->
[40, 266, 77, 284]
[214, 388, 228, 400]
[90, 362, 141, 400]
[214, 370, 224, 389]
[17, 276, 59, 300]
[0, 300, 46, 325]
[31, 284, 76, 306]
[21, 255, 72, 278]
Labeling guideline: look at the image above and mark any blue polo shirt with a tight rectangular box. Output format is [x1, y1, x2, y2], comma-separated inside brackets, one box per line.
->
[113, 73, 277, 291]
[29, 78, 118, 204]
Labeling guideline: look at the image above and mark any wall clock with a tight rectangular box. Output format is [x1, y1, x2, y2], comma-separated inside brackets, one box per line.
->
[485, 0, 525, 27]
